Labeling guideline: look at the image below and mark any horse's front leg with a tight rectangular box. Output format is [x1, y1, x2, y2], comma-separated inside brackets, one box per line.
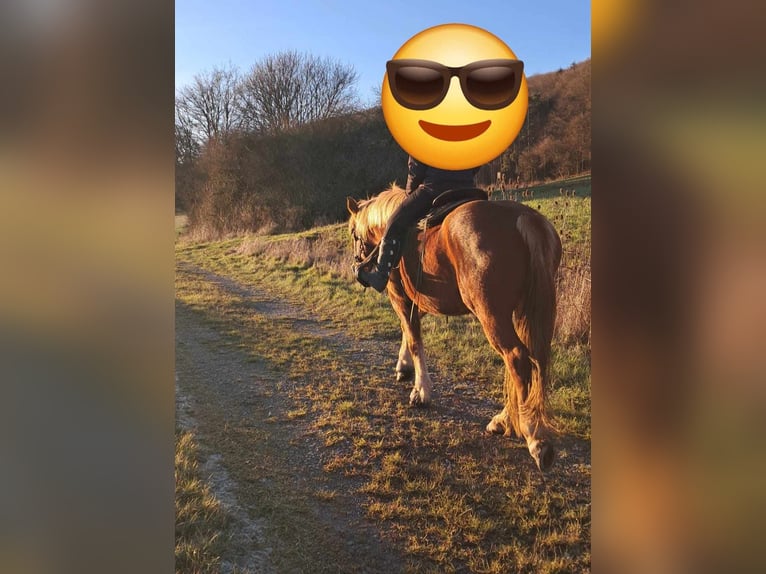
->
[388, 283, 432, 407]
[396, 334, 414, 382]
[404, 310, 432, 407]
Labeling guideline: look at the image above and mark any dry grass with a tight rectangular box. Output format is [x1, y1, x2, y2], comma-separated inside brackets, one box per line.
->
[175, 429, 229, 574]
[545, 196, 591, 345]
[556, 262, 591, 344]
[238, 223, 351, 279]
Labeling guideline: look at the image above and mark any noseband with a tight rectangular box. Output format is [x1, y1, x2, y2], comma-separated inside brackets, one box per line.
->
[351, 229, 380, 288]
[353, 241, 380, 269]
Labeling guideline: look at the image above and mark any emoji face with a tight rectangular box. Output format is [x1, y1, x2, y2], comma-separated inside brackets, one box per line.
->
[382, 24, 528, 170]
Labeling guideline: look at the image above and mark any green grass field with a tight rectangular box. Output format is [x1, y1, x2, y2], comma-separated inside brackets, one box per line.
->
[175, 175, 591, 573]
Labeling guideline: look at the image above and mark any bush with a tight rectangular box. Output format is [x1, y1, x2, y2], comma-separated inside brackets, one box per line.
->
[184, 109, 407, 239]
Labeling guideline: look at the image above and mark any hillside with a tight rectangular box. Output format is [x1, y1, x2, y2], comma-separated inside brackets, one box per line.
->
[484, 59, 591, 187]
[177, 59, 591, 238]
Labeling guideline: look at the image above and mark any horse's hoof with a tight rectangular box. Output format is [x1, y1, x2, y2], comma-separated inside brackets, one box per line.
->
[408, 390, 430, 408]
[486, 414, 513, 436]
[530, 441, 555, 472]
[485, 420, 504, 434]
[396, 367, 414, 382]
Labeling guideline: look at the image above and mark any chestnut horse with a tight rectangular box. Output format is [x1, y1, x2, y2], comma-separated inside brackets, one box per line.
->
[347, 185, 562, 471]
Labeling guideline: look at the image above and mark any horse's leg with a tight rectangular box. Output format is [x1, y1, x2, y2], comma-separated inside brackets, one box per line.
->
[502, 344, 554, 472]
[388, 285, 432, 407]
[486, 405, 513, 435]
[403, 310, 432, 406]
[474, 308, 554, 470]
[484, 335, 529, 439]
[395, 333, 414, 382]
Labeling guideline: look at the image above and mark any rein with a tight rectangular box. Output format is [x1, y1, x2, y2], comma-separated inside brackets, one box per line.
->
[355, 242, 380, 270]
[409, 216, 428, 324]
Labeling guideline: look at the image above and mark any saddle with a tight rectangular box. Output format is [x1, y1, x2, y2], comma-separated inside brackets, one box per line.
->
[417, 188, 489, 230]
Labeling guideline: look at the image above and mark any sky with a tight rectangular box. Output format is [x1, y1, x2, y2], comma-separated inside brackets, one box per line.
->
[176, 0, 590, 106]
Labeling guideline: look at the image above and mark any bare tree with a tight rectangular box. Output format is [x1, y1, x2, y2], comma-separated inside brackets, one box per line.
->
[176, 65, 242, 144]
[175, 121, 199, 165]
[237, 51, 359, 133]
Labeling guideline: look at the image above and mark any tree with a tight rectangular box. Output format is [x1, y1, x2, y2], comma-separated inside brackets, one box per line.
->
[175, 120, 201, 212]
[237, 51, 359, 134]
[175, 121, 199, 166]
[176, 65, 242, 144]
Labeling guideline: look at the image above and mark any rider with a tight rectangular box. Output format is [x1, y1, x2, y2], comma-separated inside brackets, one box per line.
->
[355, 155, 480, 292]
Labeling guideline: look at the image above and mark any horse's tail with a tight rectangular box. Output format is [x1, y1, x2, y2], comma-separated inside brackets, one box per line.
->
[511, 211, 562, 433]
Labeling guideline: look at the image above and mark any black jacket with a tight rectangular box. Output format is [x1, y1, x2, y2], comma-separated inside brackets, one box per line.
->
[405, 156, 480, 195]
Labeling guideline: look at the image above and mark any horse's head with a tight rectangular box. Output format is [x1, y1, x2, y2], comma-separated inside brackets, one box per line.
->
[346, 196, 376, 266]
[346, 187, 406, 284]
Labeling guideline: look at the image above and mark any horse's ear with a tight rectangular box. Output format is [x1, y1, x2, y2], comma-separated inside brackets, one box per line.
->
[346, 196, 359, 214]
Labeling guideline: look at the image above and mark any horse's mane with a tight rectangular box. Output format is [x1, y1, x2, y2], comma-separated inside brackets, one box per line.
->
[354, 183, 407, 243]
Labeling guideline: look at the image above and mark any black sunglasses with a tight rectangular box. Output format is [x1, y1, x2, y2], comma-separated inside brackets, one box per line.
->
[386, 58, 524, 111]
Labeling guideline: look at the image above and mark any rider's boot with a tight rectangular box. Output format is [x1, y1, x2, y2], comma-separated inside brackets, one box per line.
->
[355, 237, 403, 293]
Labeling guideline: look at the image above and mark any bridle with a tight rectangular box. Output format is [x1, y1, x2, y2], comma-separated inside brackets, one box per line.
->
[351, 228, 380, 271]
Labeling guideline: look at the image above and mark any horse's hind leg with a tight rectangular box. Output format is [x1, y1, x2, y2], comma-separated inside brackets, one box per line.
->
[485, 329, 554, 471]
[485, 342, 530, 439]
[486, 406, 514, 436]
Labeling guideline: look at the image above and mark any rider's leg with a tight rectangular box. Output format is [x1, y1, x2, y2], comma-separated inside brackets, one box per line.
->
[355, 185, 435, 292]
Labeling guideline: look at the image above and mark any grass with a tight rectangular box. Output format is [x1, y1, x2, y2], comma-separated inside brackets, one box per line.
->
[176, 213, 189, 236]
[175, 429, 228, 574]
[175, 175, 591, 572]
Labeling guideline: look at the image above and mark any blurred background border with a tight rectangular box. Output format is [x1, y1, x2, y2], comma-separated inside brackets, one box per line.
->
[1, 1, 764, 572]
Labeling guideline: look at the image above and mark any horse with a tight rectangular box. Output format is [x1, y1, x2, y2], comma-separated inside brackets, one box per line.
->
[346, 185, 562, 471]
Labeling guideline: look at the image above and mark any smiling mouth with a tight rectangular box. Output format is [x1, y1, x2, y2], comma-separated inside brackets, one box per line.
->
[418, 120, 491, 141]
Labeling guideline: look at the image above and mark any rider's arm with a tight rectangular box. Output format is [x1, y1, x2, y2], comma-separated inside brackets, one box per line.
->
[406, 156, 427, 193]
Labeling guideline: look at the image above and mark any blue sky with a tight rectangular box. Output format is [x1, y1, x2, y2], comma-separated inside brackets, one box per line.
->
[176, 0, 590, 105]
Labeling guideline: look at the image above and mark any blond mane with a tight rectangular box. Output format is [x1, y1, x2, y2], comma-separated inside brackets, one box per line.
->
[353, 183, 407, 243]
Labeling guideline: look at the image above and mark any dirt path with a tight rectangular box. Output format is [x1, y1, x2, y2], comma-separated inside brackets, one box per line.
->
[176, 259, 591, 572]
[175, 262, 407, 573]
